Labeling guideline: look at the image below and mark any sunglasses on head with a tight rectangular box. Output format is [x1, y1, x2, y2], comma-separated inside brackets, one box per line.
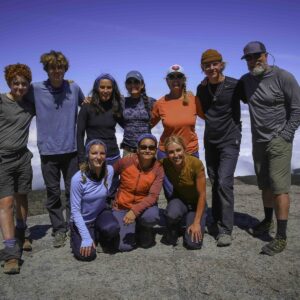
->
[244, 53, 263, 62]
[167, 73, 185, 80]
[139, 144, 156, 151]
[126, 79, 141, 85]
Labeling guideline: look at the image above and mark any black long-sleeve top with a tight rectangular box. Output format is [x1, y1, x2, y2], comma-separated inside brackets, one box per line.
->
[196, 76, 241, 144]
[77, 102, 123, 164]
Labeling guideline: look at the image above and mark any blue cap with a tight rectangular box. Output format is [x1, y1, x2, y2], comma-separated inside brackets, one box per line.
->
[136, 134, 157, 147]
[241, 41, 267, 59]
[126, 70, 144, 82]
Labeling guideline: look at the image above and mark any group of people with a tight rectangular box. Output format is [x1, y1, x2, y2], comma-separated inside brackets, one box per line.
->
[0, 41, 299, 274]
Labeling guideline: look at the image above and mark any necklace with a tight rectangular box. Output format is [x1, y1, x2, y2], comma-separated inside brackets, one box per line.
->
[207, 78, 225, 103]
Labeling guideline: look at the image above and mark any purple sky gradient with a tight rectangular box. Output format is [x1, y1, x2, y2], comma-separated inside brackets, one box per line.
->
[1, 0, 300, 188]
[1, 0, 300, 97]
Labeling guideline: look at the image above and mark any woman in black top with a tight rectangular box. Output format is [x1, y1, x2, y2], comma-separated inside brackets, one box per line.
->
[77, 73, 123, 200]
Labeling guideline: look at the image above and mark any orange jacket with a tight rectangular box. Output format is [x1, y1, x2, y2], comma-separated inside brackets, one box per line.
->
[113, 154, 164, 216]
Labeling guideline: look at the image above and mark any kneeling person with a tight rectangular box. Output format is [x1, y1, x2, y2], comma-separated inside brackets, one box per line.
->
[112, 134, 164, 251]
[70, 140, 120, 261]
[161, 136, 207, 249]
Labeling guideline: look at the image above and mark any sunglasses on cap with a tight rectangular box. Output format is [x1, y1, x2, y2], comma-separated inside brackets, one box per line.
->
[244, 53, 264, 62]
[139, 144, 156, 151]
[126, 79, 141, 85]
[167, 73, 185, 80]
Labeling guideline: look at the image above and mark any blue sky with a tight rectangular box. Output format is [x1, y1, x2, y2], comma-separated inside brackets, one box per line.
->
[1, 0, 300, 97]
[1, 0, 300, 187]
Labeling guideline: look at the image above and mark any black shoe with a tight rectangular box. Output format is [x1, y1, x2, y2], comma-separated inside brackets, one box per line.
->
[161, 228, 178, 246]
[137, 226, 155, 249]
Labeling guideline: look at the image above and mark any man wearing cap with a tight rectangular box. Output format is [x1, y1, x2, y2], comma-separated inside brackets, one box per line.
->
[196, 49, 241, 247]
[240, 41, 300, 255]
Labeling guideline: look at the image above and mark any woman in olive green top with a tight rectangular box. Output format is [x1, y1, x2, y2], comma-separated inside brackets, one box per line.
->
[161, 136, 207, 249]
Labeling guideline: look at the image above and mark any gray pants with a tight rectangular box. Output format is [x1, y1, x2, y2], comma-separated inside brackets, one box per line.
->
[41, 152, 78, 234]
[113, 206, 159, 252]
[205, 138, 240, 235]
[165, 198, 206, 249]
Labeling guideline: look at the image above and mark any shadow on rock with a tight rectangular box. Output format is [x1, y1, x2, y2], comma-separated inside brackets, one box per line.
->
[234, 212, 273, 242]
[30, 224, 52, 240]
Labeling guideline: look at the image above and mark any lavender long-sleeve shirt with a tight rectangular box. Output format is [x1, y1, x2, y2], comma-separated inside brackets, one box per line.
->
[70, 166, 113, 247]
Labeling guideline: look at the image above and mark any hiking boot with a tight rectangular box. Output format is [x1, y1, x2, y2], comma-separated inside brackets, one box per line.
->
[161, 227, 179, 246]
[53, 232, 67, 248]
[15, 228, 32, 251]
[261, 237, 287, 256]
[137, 226, 155, 249]
[216, 233, 232, 247]
[249, 219, 274, 237]
[3, 259, 20, 274]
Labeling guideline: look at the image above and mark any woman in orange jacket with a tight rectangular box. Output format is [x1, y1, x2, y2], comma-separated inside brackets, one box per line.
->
[112, 134, 164, 251]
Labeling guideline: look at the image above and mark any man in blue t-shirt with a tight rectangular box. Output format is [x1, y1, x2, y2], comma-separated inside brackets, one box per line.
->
[28, 50, 84, 247]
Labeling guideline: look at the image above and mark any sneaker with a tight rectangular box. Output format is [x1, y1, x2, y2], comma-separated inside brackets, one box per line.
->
[216, 233, 232, 247]
[53, 232, 67, 248]
[3, 259, 20, 274]
[15, 228, 32, 251]
[249, 219, 274, 237]
[261, 237, 287, 256]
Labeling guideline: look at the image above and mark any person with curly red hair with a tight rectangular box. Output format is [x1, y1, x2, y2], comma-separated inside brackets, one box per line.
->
[0, 63, 35, 274]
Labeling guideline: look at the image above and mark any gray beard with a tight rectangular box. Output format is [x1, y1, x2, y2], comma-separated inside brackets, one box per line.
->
[250, 65, 266, 76]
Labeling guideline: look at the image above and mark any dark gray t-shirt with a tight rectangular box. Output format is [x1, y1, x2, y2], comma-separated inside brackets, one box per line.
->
[240, 66, 300, 143]
[0, 93, 35, 155]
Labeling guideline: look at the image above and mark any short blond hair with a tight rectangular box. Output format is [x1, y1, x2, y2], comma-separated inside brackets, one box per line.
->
[40, 50, 69, 72]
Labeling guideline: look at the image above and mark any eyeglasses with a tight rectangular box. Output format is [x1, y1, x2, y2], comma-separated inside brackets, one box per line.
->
[167, 73, 185, 80]
[139, 144, 156, 151]
[126, 79, 141, 85]
[244, 53, 263, 62]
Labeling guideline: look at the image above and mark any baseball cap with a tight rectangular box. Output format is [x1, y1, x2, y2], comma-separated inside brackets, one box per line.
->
[126, 70, 144, 82]
[167, 64, 185, 76]
[241, 41, 267, 59]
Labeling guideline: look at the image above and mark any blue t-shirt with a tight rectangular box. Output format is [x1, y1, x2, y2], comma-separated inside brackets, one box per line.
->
[70, 165, 114, 247]
[28, 80, 84, 155]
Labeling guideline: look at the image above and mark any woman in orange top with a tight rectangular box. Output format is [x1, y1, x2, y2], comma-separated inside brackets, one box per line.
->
[151, 64, 204, 199]
[112, 134, 164, 252]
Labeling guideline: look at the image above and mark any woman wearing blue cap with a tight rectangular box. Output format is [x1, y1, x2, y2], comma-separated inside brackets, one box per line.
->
[112, 133, 164, 251]
[70, 139, 120, 261]
[120, 71, 156, 156]
[77, 73, 123, 201]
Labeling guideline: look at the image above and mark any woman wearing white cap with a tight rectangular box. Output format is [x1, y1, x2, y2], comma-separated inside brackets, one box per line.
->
[151, 64, 204, 199]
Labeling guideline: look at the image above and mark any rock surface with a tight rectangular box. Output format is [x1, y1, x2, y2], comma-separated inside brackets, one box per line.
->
[1, 177, 300, 300]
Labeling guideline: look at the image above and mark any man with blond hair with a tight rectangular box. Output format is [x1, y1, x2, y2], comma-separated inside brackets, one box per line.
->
[28, 50, 84, 248]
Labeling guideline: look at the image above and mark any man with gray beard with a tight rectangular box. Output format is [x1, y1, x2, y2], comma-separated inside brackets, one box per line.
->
[239, 41, 300, 255]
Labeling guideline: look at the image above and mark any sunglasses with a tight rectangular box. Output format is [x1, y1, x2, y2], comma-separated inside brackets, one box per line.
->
[139, 144, 156, 151]
[167, 73, 185, 80]
[126, 79, 141, 85]
[244, 53, 263, 62]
